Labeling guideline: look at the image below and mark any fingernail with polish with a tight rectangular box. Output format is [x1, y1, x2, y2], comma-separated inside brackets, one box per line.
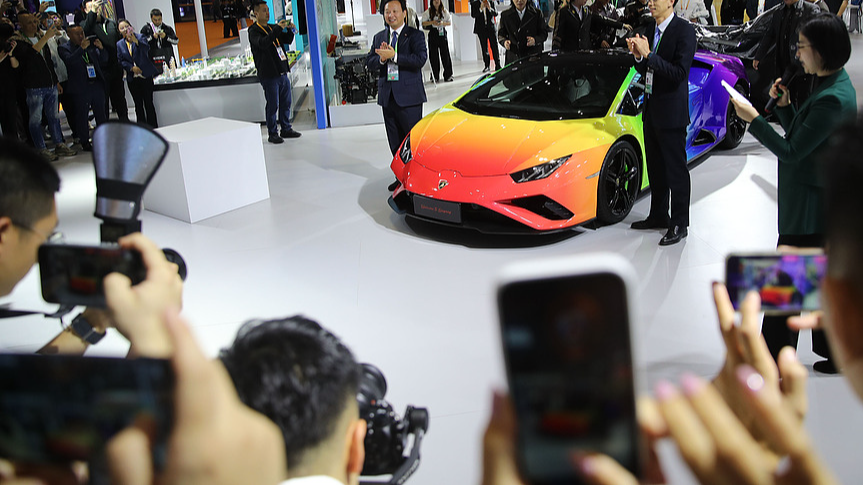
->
[680, 372, 705, 396]
[573, 453, 596, 477]
[736, 365, 765, 392]
[654, 380, 677, 401]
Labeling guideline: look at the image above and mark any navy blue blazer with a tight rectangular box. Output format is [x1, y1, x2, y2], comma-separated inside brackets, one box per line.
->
[59, 40, 108, 94]
[636, 15, 696, 128]
[366, 25, 428, 108]
[116, 33, 159, 80]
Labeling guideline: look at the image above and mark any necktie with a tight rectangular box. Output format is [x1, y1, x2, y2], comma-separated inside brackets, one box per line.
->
[391, 30, 398, 48]
[653, 26, 661, 50]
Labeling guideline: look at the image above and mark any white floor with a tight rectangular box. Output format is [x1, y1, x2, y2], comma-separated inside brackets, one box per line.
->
[4, 36, 863, 484]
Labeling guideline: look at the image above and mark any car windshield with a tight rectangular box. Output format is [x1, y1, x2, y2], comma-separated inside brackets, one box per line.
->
[454, 57, 632, 121]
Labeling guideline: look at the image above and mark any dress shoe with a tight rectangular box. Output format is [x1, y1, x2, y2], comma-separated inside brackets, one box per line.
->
[444, 77, 454, 82]
[280, 128, 302, 139]
[813, 359, 840, 374]
[268, 133, 284, 144]
[80, 142, 93, 152]
[482, 66, 490, 73]
[659, 226, 688, 246]
[630, 218, 668, 230]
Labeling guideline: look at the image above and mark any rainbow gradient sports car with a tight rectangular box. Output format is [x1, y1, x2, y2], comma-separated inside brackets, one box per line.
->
[387, 50, 748, 233]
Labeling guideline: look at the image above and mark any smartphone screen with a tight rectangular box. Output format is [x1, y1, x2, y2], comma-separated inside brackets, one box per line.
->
[39, 244, 146, 308]
[726, 253, 827, 312]
[498, 269, 640, 484]
[0, 354, 174, 465]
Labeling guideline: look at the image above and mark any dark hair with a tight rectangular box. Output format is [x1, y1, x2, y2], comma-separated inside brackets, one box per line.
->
[429, 0, 445, 19]
[219, 316, 361, 469]
[252, 0, 268, 10]
[380, 0, 407, 15]
[117, 17, 131, 28]
[0, 138, 61, 228]
[0, 23, 13, 41]
[150, 8, 162, 17]
[799, 13, 851, 71]
[822, 115, 863, 290]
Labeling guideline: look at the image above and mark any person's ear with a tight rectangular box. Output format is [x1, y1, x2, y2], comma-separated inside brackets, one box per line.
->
[346, 418, 367, 485]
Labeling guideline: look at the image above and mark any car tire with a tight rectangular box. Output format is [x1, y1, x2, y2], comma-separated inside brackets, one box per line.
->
[596, 140, 641, 224]
[718, 83, 748, 150]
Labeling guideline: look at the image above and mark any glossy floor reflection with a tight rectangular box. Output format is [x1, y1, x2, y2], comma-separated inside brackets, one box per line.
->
[4, 36, 863, 484]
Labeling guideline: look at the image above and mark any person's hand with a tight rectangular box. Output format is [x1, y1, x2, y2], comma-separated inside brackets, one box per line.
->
[93, 38, 103, 49]
[623, 23, 632, 30]
[601, 40, 610, 48]
[105, 309, 288, 485]
[526, 36, 535, 46]
[769, 77, 791, 108]
[57, 82, 63, 95]
[80, 35, 91, 49]
[38, 1, 50, 13]
[158, 30, 166, 39]
[730, 96, 760, 122]
[628, 34, 650, 58]
[0, 2, 11, 13]
[481, 391, 526, 485]
[44, 23, 58, 38]
[753, 59, 760, 70]
[504, 39, 511, 50]
[277, 19, 289, 29]
[711, 285, 808, 453]
[103, 233, 183, 358]
[376, 42, 395, 61]
[129, 32, 139, 44]
[788, 312, 823, 330]
[131, 65, 143, 75]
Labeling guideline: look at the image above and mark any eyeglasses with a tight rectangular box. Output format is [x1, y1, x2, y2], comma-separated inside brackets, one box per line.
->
[12, 222, 64, 244]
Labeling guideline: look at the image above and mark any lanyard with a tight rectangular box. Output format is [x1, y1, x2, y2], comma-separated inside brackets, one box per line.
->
[126, 40, 133, 54]
[257, 23, 281, 48]
[83, 51, 90, 64]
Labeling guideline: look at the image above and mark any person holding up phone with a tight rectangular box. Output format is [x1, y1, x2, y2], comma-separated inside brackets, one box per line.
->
[729, 13, 855, 373]
[116, 19, 158, 128]
[140, 8, 179, 76]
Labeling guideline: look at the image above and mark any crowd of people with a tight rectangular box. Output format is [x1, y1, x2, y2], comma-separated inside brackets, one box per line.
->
[0, 1, 177, 159]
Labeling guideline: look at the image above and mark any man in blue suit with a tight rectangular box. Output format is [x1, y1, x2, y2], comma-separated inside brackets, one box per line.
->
[117, 19, 159, 128]
[626, 0, 696, 246]
[367, 0, 428, 156]
[59, 25, 108, 151]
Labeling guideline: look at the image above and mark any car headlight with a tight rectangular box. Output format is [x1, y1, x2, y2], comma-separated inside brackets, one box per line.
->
[399, 134, 412, 164]
[510, 155, 571, 183]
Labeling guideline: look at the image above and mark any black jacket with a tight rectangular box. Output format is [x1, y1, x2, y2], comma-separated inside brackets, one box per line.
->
[471, 0, 498, 35]
[59, 40, 108, 94]
[754, 0, 819, 73]
[636, 15, 697, 128]
[498, 3, 548, 64]
[552, 4, 592, 51]
[81, 12, 121, 71]
[141, 22, 179, 74]
[249, 22, 294, 78]
[12, 36, 56, 89]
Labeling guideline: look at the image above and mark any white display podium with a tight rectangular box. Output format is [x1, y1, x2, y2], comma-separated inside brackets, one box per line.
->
[144, 117, 270, 223]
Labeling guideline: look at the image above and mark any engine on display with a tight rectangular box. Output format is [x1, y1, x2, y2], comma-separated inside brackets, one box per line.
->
[335, 57, 378, 105]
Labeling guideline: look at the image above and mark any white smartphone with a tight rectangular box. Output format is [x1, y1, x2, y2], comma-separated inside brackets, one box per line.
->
[722, 79, 752, 107]
[497, 254, 644, 485]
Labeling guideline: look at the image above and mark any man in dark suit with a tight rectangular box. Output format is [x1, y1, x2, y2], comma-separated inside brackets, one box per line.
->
[81, 0, 128, 122]
[471, 0, 500, 72]
[552, 0, 592, 52]
[59, 24, 108, 151]
[497, 0, 547, 65]
[626, 0, 696, 246]
[367, 0, 428, 156]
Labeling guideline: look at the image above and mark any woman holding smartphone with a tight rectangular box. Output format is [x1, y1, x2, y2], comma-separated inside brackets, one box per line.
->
[422, 0, 453, 82]
[729, 13, 856, 371]
[116, 19, 158, 128]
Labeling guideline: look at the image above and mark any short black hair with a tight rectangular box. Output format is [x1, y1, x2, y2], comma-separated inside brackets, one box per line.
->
[822, 115, 863, 290]
[252, 1, 268, 11]
[0, 138, 61, 228]
[800, 13, 851, 72]
[219, 316, 362, 469]
[380, 0, 407, 15]
[150, 8, 162, 17]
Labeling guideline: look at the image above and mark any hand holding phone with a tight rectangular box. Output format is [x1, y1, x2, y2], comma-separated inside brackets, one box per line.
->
[725, 251, 827, 313]
[497, 254, 643, 484]
[722, 79, 752, 107]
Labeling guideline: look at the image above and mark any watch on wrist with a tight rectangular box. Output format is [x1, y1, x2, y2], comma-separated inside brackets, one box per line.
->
[70, 313, 106, 345]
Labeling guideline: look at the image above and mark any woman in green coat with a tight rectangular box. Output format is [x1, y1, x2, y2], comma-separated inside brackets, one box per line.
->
[731, 12, 857, 371]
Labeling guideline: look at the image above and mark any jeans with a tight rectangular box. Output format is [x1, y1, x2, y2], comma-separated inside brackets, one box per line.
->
[260, 74, 292, 135]
[26, 86, 63, 150]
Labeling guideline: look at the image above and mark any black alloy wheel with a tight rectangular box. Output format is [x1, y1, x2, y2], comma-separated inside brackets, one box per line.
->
[596, 140, 641, 224]
[718, 83, 749, 150]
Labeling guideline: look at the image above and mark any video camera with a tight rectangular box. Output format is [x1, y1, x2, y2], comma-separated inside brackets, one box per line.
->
[38, 122, 187, 309]
[357, 363, 429, 485]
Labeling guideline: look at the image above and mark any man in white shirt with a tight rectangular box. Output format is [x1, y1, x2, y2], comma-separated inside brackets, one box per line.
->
[220, 316, 367, 485]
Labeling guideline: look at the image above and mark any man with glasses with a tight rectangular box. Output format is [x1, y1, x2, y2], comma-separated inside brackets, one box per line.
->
[0, 136, 181, 355]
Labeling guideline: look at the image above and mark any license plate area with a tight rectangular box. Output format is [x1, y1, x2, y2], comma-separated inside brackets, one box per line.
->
[413, 195, 462, 223]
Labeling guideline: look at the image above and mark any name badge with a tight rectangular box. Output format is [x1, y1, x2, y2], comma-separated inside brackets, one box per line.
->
[645, 69, 654, 95]
[276, 46, 287, 61]
[387, 61, 399, 81]
[86, 65, 96, 79]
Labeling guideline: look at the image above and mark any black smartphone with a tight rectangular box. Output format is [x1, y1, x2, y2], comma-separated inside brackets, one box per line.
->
[39, 243, 146, 308]
[0, 353, 174, 465]
[725, 252, 827, 313]
[497, 255, 643, 485]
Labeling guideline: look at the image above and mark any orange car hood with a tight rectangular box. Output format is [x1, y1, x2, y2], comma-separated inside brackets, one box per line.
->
[411, 106, 610, 177]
